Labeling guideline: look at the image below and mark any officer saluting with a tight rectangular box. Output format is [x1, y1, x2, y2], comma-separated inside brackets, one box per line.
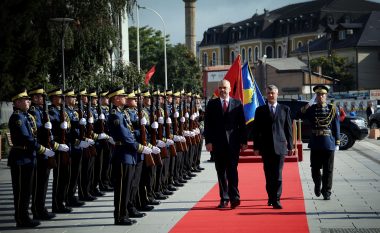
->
[8, 89, 55, 227]
[298, 85, 340, 200]
[107, 86, 155, 225]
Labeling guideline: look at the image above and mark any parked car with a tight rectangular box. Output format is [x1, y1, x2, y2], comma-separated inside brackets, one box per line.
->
[278, 99, 368, 150]
[368, 109, 380, 128]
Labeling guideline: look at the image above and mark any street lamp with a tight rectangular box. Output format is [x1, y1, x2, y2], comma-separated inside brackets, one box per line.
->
[108, 40, 114, 83]
[138, 5, 168, 90]
[262, 54, 267, 89]
[50, 17, 74, 90]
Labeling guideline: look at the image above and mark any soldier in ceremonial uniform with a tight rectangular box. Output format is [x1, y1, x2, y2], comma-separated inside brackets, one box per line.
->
[107, 86, 156, 225]
[8, 89, 55, 227]
[298, 85, 340, 200]
[47, 88, 72, 213]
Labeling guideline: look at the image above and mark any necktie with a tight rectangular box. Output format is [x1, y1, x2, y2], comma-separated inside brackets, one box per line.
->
[271, 105, 275, 118]
[223, 100, 228, 113]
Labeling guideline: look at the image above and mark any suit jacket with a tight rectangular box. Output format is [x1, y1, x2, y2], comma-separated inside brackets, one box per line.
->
[204, 97, 247, 158]
[253, 103, 293, 156]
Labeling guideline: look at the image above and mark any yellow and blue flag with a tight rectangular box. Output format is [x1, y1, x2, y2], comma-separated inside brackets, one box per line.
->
[242, 62, 265, 124]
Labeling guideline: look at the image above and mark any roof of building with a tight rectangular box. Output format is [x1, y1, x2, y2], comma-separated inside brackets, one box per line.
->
[266, 57, 308, 71]
[357, 11, 380, 46]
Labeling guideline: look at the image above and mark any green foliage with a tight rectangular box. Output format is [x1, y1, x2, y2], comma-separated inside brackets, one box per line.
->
[310, 54, 354, 91]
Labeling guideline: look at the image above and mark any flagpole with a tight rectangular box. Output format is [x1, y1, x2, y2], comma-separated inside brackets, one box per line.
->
[136, 3, 141, 73]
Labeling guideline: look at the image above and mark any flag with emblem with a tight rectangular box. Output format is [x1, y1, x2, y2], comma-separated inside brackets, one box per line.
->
[242, 62, 265, 124]
[145, 65, 156, 85]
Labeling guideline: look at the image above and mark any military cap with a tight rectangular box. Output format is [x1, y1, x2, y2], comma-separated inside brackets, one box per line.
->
[126, 89, 136, 98]
[142, 90, 150, 97]
[152, 89, 160, 96]
[165, 89, 173, 96]
[88, 89, 97, 98]
[28, 85, 45, 96]
[186, 91, 192, 97]
[78, 88, 88, 96]
[100, 90, 109, 97]
[108, 86, 127, 98]
[134, 88, 141, 96]
[63, 88, 76, 97]
[313, 85, 329, 94]
[173, 91, 181, 97]
[47, 88, 63, 97]
[11, 89, 30, 101]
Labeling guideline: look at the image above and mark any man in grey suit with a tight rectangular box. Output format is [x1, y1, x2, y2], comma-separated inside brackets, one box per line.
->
[253, 85, 293, 209]
[204, 80, 247, 209]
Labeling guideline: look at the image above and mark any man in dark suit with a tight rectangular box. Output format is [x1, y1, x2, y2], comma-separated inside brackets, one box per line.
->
[204, 80, 248, 209]
[253, 85, 293, 209]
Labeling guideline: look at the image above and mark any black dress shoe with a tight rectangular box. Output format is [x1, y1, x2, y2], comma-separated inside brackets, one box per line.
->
[66, 198, 85, 207]
[148, 199, 161, 205]
[267, 200, 273, 206]
[323, 194, 331, 200]
[230, 199, 241, 209]
[34, 211, 56, 220]
[79, 195, 97, 201]
[183, 175, 192, 180]
[188, 173, 197, 177]
[197, 166, 205, 170]
[114, 217, 137, 225]
[217, 200, 229, 208]
[137, 205, 154, 211]
[52, 206, 72, 213]
[193, 168, 202, 173]
[168, 185, 177, 191]
[173, 181, 184, 187]
[129, 209, 146, 218]
[178, 178, 187, 183]
[91, 189, 106, 197]
[99, 185, 114, 192]
[314, 184, 321, 197]
[272, 202, 283, 209]
[16, 219, 40, 228]
[163, 190, 174, 195]
[155, 193, 168, 200]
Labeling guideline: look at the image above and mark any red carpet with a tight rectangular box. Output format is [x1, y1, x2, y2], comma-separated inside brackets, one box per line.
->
[170, 163, 309, 233]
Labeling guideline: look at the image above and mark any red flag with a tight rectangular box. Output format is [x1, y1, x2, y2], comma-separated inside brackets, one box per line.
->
[213, 55, 243, 101]
[144, 65, 156, 85]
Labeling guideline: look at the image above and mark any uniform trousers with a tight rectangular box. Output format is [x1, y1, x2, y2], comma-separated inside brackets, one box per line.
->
[52, 152, 70, 209]
[67, 148, 82, 201]
[310, 149, 335, 197]
[262, 153, 285, 203]
[31, 157, 51, 215]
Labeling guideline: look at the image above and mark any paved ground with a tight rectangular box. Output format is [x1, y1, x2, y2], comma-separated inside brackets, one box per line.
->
[0, 138, 379, 233]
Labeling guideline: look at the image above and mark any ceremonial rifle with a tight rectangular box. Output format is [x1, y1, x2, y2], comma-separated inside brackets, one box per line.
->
[86, 95, 97, 157]
[137, 89, 154, 167]
[164, 91, 176, 157]
[60, 94, 70, 165]
[42, 93, 57, 168]
[150, 90, 162, 165]
[156, 90, 168, 158]
[172, 90, 184, 152]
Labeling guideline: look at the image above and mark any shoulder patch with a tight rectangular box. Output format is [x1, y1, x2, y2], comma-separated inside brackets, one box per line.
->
[30, 106, 35, 111]
[16, 120, 22, 127]
[114, 119, 120, 126]
[111, 109, 117, 114]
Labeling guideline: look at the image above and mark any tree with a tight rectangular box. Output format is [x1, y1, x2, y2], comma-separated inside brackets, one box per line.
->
[310, 54, 354, 91]
[128, 26, 202, 93]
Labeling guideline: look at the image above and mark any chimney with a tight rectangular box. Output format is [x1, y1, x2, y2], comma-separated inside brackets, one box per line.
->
[183, 0, 197, 56]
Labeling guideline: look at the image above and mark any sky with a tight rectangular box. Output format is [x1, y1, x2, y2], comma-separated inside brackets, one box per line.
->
[129, 0, 380, 45]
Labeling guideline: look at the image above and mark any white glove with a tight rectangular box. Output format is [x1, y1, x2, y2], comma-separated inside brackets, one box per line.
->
[180, 136, 186, 142]
[158, 117, 164, 124]
[166, 117, 172, 124]
[308, 94, 316, 106]
[190, 131, 196, 137]
[140, 117, 147, 125]
[151, 121, 158, 129]
[335, 145, 339, 151]
[108, 137, 115, 145]
[58, 144, 70, 152]
[183, 131, 189, 137]
[185, 112, 189, 118]
[166, 139, 174, 146]
[78, 140, 89, 149]
[98, 133, 109, 140]
[180, 117, 185, 123]
[79, 118, 87, 126]
[190, 114, 195, 120]
[87, 138, 95, 145]
[174, 112, 179, 118]
[44, 122, 52, 130]
[142, 146, 153, 155]
[192, 129, 198, 135]
[156, 140, 166, 148]
[88, 117, 94, 124]
[99, 113, 105, 120]
[196, 111, 199, 117]
[152, 146, 161, 154]
[173, 135, 181, 142]
[43, 148, 55, 157]
[60, 121, 68, 129]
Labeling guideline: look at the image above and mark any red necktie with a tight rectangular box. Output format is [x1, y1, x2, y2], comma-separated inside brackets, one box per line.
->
[223, 100, 228, 112]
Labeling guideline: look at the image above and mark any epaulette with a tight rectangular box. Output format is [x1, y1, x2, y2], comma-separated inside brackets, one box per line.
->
[13, 110, 21, 115]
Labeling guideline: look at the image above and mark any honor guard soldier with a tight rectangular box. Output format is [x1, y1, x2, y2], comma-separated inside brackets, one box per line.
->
[47, 88, 72, 213]
[64, 89, 86, 207]
[28, 86, 59, 220]
[107, 86, 156, 225]
[8, 89, 55, 227]
[194, 94, 205, 172]
[298, 85, 340, 200]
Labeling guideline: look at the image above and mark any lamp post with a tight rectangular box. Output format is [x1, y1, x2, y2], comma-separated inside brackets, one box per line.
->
[50, 17, 74, 90]
[108, 40, 114, 83]
[138, 5, 168, 90]
[262, 54, 267, 90]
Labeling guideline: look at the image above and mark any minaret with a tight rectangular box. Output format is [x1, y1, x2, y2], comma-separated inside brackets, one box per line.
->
[183, 0, 197, 56]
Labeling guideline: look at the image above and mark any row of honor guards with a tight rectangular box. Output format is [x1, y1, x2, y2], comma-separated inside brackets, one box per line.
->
[8, 85, 205, 227]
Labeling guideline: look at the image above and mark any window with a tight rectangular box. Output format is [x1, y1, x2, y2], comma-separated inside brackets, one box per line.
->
[297, 41, 303, 48]
[338, 30, 346, 40]
[277, 45, 282, 58]
[254, 46, 259, 62]
[241, 48, 246, 63]
[265, 46, 273, 58]
[248, 47, 253, 62]
[231, 51, 235, 64]
[203, 53, 208, 66]
[212, 51, 217, 66]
